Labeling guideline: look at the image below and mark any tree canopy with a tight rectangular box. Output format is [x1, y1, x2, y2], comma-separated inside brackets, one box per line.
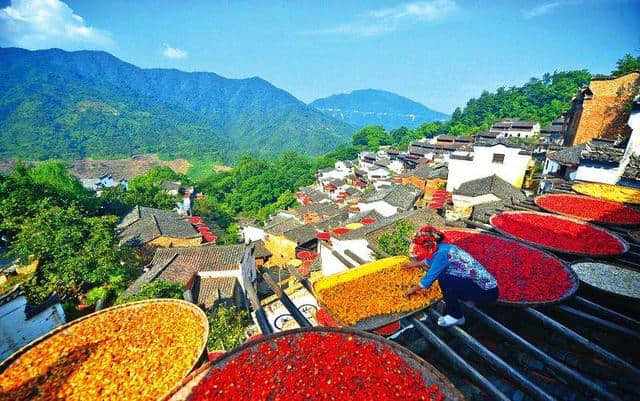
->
[611, 53, 640, 76]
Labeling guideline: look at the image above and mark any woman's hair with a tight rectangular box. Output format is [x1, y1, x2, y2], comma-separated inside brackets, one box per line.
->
[431, 231, 444, 244]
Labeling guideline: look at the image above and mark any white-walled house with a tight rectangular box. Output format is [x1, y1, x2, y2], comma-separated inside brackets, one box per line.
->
[574, 139, 625, 184]
[542, 144, 585, 181]
[241, 224, 266, 243]
[489, 119, 541, 139]
[318, 239, 374, 276]
[0, 289, 66, 361]
[366, 166, 391, 182]
[452, 174, 525, 210]
[446, 139, 532, 192]
[572, 98, 640, 185]
[357, 185, 420, 217]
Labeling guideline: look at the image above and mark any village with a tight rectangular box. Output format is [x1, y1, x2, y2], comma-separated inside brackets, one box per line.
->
[1, 68, 639, 400]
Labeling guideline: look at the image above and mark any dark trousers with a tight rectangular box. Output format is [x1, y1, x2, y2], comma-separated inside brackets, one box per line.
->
[438, 274, 499, 318]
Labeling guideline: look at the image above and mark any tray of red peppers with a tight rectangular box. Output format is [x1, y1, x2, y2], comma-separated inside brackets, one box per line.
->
[534, 193, 640, 226]
[489, 211, 629, 256]
[442, 228, 579, 306]
[163, 327, 465, 401]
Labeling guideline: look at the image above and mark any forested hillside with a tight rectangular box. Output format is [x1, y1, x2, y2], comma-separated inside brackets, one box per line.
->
[0, 47, 354, 161]
[444, 70, 592, 135]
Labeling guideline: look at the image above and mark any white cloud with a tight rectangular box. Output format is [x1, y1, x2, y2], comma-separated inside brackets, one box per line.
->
[0, 0, 113, 49]
[370, 0, 458, 20]
[162, 44, 187, 59]
[522, 1, 563, 18]
[309, 0, 458, 37]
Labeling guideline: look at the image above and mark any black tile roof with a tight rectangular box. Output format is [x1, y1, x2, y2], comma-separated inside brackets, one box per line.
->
[621, 154, 640, 182]
[336, 209, 444, 241]
[362, 185, 421, 211]
[580, 140, 625, 164]
[546, 143, 586, 166]
[474, 131, 499, 139]
[118, 205, 182, 229]
[283, 224, 318, 245]
[408, 163, 448, 180]
[191, 275, 238, 309]
[450, 153, 474, 161]
[474, 137, 524, 149]
[346, 209, 385, 224]
[374, 158, 392, 167]
[289, 202, 340, 218]
[265, 218, 302, 236]
[251, 240, 272, 258]
[453, 175, 525, 203]
[121, 244, 245, 296]
[155, 244, 244, 284]
[118, 207, 200, 246]
[161, 180, 181, 192]
[313, 210, 349, 231]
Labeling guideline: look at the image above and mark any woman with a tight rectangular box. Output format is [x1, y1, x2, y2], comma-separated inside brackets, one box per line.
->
[403, 225, 498, 327]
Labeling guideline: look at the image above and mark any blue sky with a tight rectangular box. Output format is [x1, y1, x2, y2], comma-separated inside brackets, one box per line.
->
[1, 0, 639, 113]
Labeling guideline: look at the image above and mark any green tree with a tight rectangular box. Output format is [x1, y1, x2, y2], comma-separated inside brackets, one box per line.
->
[115, 279, 184, 305]
[10, 205, 138, 304]
[377, 221, 415, 257]
[611, 53, 640, 76]
[352, 126, 391, 151]
[0, 162, 94, 235]
[207, 305, 250, 351]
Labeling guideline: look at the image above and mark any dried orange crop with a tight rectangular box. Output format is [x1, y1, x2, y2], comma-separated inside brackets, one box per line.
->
[0, 300, 207, 401]
[316, 263, 442, 326]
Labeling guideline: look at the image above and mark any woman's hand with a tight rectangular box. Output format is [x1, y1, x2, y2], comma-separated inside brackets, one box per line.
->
[402, 261, 422, 269]
[404, 285, 422, 297]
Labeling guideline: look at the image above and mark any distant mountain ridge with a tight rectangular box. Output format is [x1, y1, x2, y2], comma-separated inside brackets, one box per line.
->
[310, 89, 449, 130]
[0, 47, 354, 161]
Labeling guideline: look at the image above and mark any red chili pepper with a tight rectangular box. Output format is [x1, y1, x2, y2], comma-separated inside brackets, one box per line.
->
[491, 212, 625, 256]
[536, 194, 640, 225]
[187, 332, 442, 401]
[444, 230, 573, 303]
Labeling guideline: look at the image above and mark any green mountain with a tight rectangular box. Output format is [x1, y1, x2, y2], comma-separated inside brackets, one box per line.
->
[310, 89, 449, 130]
[0, 47, 354, 161]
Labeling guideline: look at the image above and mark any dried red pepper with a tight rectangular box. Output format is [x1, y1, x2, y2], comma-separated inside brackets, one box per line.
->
[535, 194, 640, 225]
[187, 332, 446, 401]
[444, 230, 573, 303]
[490, 212, 626, 255]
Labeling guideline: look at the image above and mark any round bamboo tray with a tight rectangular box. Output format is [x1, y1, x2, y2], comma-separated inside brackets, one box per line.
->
[570, 259, 640, 301]
[312, 256, 440, 331]
[489, 210, 630, 257]
[0, 299, 209, 401]
[441, 227, 579, 307]
[163, 326, 466, 401]
[534, 193, 640, 227]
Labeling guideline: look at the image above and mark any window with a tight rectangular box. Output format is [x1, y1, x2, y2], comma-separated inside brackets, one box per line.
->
[492, 154, 505, 164]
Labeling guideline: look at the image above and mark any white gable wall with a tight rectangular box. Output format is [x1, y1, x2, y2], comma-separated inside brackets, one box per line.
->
[242, 226, 266, 243]
[575, 165, 621, 184]
[447, 145, 531, 192]
[0, 296, 66, 361]
[357, 200, 398, 217]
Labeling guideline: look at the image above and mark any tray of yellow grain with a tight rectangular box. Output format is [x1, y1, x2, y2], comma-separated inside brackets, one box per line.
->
[313, 256, 442, 331]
